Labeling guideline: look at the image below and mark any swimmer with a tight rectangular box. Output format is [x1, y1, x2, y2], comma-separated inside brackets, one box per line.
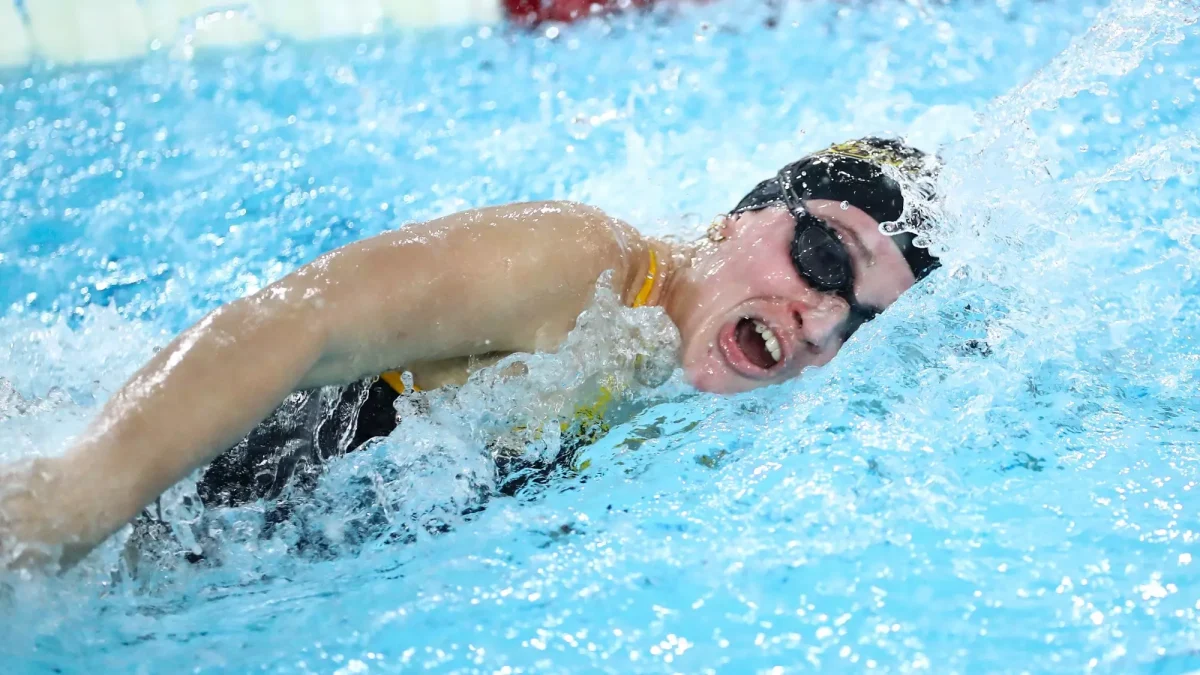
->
[0, 137, 941, 569]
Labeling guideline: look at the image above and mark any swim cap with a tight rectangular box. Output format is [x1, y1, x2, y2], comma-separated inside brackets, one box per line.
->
[732, 137, 941, 281]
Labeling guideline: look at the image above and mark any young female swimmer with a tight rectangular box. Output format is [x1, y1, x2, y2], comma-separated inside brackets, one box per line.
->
[0, 137, 941, 569]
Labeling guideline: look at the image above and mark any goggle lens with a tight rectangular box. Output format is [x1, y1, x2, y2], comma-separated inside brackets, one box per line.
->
[791, 216, 852, 294]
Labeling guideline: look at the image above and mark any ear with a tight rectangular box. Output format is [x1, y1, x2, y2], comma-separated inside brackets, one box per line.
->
[707, 215, 732, 244]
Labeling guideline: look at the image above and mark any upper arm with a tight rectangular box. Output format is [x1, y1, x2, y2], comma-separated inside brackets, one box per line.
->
[290, 201, 638, 388]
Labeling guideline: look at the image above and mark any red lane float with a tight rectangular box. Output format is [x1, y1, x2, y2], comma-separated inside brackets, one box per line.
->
[504, 0, 659, 24]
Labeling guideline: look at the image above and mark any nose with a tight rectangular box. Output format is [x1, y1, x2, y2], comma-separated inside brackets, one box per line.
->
[789, 297, 848, 353]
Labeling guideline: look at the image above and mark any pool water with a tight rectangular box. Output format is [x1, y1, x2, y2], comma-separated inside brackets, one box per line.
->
[2, 0, 1200, 672]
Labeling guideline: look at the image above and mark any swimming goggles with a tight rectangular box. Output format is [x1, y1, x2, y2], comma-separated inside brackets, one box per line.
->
[730, 141, 941, 338]
[731, 163, 882, 338]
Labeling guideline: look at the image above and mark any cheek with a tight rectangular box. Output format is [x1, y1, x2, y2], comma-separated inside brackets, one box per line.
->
[811, 346, 840, 368]
[678, 321, 716, 371]
[683, 359, 720, 392]
[677, 330, 725, 387]
[699, 253, 780, 301]
[683, 352, 747, 394]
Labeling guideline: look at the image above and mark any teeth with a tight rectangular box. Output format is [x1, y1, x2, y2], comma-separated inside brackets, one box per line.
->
[753, 320, 783, 365]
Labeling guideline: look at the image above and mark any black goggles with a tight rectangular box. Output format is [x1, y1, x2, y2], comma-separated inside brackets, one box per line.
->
[731, 148, 941, 338]
[732, 169, 881, 339]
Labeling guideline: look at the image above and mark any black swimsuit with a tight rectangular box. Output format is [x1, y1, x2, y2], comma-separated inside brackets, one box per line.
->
[124, 370, 613, 571]
[196, 377, 403, 510]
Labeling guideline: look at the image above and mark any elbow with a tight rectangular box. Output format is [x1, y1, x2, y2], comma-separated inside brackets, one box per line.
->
[238, 282, 341, 388]
[237, 283, 334, 350]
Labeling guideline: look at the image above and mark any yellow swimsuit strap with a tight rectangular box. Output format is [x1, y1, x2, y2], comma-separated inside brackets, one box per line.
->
[632, 248, 659, 309]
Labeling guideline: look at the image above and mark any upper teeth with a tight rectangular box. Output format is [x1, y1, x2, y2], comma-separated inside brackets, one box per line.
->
[753, 320, 783, 364]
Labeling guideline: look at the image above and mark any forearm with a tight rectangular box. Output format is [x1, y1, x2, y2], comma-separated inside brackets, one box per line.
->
[1, 293, 327, 567]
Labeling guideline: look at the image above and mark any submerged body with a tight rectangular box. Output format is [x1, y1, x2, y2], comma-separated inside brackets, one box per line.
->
[0, 138, 941, 569]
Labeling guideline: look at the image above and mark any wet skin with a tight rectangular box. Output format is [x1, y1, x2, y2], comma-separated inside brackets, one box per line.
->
[664, 199, 918, 394]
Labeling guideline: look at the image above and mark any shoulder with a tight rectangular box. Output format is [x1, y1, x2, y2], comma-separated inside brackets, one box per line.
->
[325, 200, 648, 299]
[465, 200, 646, 272]
[482, 200, 639, 244]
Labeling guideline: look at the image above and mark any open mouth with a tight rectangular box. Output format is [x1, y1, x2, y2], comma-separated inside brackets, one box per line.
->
[734, 317, 783, 370]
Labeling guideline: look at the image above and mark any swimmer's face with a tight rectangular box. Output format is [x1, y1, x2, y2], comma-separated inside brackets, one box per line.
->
[671, 199, 917, 394]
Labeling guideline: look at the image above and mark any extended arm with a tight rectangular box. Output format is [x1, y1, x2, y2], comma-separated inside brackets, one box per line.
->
[0, 201, 637, 568]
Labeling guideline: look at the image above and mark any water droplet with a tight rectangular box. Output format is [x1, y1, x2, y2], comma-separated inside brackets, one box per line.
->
[840, 201, 850, 210]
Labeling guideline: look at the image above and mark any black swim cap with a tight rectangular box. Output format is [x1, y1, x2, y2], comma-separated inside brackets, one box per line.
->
[732, 137, 941, 281]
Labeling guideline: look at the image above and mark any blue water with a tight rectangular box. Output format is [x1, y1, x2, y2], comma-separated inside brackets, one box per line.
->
[2, 0, 1200, 672]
